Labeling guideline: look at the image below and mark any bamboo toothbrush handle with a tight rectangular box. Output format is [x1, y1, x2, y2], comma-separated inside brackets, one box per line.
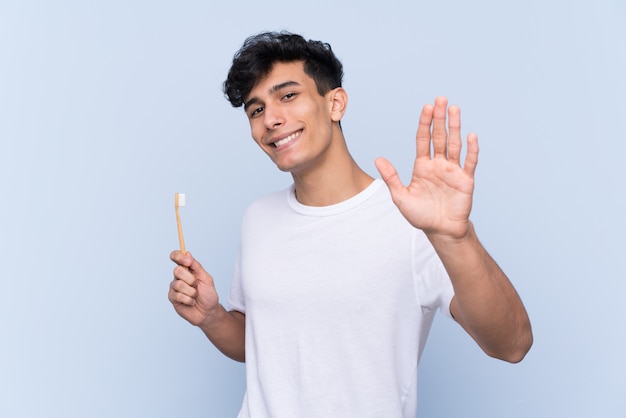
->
[176, 208, 186, 253]
[175, 195, 186, 254]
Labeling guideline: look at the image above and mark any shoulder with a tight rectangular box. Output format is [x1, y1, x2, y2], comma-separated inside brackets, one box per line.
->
[242, 185, 293, 220]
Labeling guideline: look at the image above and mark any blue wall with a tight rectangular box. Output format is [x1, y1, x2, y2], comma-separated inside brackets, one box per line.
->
[1, 1, 624, 416]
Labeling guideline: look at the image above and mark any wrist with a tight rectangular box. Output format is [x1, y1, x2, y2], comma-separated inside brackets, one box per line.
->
[426, 221, 474, 247]
[198, 303, 227, 330]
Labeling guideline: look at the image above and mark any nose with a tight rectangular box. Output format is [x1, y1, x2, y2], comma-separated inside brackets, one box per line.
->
[263, 105, 284, 130]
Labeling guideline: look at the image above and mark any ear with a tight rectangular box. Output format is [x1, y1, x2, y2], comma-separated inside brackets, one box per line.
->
[328, 87, 348, 122]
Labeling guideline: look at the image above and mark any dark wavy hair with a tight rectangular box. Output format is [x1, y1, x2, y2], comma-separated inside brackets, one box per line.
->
[223, 32, 344, 108]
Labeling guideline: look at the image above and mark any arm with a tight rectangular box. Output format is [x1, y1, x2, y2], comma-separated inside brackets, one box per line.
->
[430, 224, 532, 363]
[169, 250, 246, 362]
[375, 96, 532, 363]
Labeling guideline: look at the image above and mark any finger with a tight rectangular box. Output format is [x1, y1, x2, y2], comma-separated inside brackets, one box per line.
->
[170, 250, 193, 268]
[173, 264, 197, 287]
[416, 104, 434, 159]
[463, 133, 479, 177]
[447, 105, 462, 165]
[431, 96, 448, 158]
[168, 283, 196, 306]
[375, 157, 407, 203]
[170, 276, 198, 299]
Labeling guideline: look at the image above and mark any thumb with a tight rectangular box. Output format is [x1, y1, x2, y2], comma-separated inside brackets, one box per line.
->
[375, 157, 405, 196]
[187, 254, 213, 283]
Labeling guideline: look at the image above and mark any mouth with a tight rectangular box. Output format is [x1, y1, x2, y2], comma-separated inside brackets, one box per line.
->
[272, 130, 302, 148]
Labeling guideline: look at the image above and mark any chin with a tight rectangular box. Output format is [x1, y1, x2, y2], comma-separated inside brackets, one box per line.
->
[271, 154, 313, 175]
[276, 165, 292, 173]
[272, 158, 299, 173]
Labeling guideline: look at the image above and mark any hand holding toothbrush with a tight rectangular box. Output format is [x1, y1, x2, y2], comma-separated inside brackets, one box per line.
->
[169, 251, 246, 361]
[169, 250, 221, 327]
[169, 193, 246, 361]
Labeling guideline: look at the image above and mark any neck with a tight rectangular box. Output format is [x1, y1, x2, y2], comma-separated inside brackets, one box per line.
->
[291, 130, 374, 206]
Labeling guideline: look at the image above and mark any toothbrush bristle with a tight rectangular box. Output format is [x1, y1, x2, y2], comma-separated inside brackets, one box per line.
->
[177, 193, 186, 207]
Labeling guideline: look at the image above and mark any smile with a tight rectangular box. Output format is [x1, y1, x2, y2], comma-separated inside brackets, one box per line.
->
[272, 130, 302, 147]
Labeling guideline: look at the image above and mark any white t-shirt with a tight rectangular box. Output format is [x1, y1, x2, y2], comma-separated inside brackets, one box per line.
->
[227, 179, 454, 418]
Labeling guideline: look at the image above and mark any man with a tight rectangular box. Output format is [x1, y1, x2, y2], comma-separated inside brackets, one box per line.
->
[169, 32, 532, 417]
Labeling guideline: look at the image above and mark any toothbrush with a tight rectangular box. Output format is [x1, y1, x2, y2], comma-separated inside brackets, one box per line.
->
[175, 193, 186, 254]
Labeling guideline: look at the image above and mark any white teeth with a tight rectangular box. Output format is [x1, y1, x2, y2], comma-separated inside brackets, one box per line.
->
[274, 131, 300, 147]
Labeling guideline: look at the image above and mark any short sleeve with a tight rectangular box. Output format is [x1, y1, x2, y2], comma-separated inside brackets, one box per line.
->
[412, 230, 455, 319]
[226, 247, 246, 313]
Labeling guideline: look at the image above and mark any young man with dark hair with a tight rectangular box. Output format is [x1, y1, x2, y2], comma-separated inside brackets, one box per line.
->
[169, 31, 532, 417]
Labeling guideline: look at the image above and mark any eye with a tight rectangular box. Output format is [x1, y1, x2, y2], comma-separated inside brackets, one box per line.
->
[249, 106, 264, 118]
[282, 92, 297, 101]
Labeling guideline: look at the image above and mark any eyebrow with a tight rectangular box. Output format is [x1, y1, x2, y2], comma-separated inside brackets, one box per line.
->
[244, 81, 301, 111]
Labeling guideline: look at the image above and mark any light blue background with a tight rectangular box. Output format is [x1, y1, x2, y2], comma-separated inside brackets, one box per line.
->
[1, 1, 625, 417]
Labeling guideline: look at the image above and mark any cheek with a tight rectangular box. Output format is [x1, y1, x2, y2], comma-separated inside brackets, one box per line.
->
[249, 123, 265, 146]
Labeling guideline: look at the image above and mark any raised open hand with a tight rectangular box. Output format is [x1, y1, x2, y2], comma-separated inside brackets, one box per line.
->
[375, 96, 478, 240]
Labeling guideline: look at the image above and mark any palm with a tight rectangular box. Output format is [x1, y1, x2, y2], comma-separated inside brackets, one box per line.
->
[376, 97, 478, 239]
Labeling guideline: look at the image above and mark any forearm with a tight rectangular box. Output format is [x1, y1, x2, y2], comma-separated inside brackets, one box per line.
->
[427, 222, 532, 362]
[199, 306, 246, 362]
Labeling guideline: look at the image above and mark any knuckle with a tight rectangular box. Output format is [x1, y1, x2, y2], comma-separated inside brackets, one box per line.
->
[173, 265, 186, 278]
[168, 288, 180, 304]
[170, 289, 191, 305]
